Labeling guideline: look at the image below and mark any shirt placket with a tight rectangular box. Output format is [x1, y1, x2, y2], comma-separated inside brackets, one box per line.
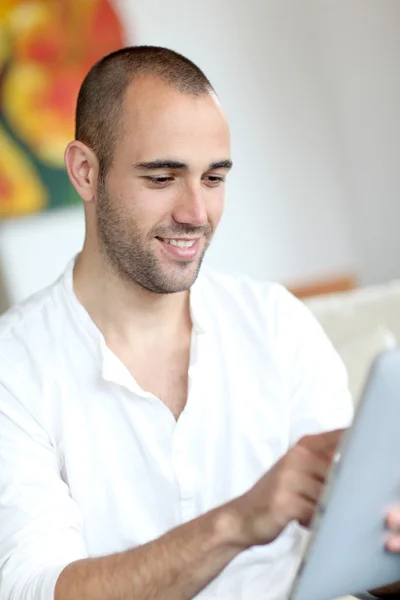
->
[171, 330, 203, 524]
[171, 411, 197, 523]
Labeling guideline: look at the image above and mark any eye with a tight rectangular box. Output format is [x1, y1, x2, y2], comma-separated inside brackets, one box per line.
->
[145, 176, 174, 187]
[204, 175, 225, 187]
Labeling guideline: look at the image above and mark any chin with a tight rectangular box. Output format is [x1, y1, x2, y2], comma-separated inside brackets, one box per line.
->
[158, 262, 202, 294]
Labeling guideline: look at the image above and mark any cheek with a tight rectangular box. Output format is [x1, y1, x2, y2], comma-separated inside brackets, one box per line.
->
[206, 191, 225, 228]
[115, 183, 174, 228]
[136, 189, 179, 226]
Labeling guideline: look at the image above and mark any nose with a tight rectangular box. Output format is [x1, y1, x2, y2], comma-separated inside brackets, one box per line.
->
[172, 183, 208, 228]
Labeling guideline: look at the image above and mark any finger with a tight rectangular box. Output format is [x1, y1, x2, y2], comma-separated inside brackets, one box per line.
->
[296, 497, 317, 528]
[300, 428, 345, 452]
[298, 428, 345, 456]
[386, 509, 400, 533]
[290, 444, 333, 483]
[292, 472, 325, 504]
[386, 534, 400, 553]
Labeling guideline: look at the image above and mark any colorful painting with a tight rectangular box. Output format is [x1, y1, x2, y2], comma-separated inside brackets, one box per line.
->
[0, 0, 125, 218]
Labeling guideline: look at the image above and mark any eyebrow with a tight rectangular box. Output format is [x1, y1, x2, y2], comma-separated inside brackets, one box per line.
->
[134, 159, 233, 171]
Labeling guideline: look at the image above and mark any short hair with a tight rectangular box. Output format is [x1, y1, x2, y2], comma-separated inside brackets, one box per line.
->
[75, 46, 214, 178]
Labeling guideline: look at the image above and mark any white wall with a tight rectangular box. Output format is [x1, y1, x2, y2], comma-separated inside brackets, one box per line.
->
[0, 206, 85, 306]
[311, 0, 400, 285]
[0, 0, 398, 306]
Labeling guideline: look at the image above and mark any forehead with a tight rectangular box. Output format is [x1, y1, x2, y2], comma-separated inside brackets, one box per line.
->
[118, 77, 230, 162]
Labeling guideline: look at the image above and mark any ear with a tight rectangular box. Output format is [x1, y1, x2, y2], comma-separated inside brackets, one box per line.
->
[64, 141, 99, 204]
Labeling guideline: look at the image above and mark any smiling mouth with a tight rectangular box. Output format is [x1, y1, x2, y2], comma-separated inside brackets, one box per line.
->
[156, 237, 198, 248]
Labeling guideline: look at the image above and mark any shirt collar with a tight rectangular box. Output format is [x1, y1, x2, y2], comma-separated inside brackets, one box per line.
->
[65, 256, 207, 335]
[189, 276, 206, 336]
[63, 258, 206, 386]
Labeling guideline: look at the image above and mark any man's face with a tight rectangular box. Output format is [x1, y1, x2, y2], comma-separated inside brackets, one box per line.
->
[96, 77, 231, 294]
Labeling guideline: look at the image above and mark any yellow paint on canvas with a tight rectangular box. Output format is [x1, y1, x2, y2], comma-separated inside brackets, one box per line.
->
[0, 125, 47, 217]
[3, 62, 73, 168]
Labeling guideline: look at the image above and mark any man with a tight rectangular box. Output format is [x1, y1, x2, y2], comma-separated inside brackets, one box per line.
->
[0, 46, 399, 600]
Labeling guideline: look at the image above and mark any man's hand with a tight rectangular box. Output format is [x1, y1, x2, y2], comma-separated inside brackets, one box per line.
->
[230, 429, 343, 548]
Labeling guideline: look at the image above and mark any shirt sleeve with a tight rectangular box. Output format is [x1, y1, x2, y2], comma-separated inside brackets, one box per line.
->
[0, 368, 88, 600]
[273, 285, 353, 444]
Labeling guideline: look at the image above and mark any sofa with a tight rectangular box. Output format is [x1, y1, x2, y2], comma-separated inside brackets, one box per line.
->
[305, 280, 400, 406]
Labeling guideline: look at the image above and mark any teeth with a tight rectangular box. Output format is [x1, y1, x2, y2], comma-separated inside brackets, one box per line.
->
[165, 239, 196, 248]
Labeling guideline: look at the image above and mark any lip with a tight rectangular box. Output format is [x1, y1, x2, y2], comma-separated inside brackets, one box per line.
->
[158, 237, 202, 241]
[156, 237, 202, 261]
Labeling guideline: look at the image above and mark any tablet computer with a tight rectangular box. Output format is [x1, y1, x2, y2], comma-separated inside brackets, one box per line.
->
[289, 348, 400, 600]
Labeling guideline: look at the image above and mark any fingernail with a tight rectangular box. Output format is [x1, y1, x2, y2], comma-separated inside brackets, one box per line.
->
[388, 512, 400, 530]
[387, 536, 400, 552]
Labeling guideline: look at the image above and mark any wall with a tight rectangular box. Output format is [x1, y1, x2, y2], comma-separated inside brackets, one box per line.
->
[0, 206, 85, 307]
[0, 0, 398, 306]
[311, 0, 400, 285]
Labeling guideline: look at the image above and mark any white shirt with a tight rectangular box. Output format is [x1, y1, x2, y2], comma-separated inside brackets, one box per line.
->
[0, 261, 352, 600]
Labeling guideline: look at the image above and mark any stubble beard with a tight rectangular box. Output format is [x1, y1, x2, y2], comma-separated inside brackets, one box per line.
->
[96, 180, 211, 294]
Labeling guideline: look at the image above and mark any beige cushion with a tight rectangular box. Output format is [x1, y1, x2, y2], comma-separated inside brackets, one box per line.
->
[305, 284, 400, 405]
[336, 326, 397, 405]
[304, 281, 400, 344]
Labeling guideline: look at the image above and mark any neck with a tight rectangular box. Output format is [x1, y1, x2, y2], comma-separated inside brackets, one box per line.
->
[73, 247, 192, 347]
